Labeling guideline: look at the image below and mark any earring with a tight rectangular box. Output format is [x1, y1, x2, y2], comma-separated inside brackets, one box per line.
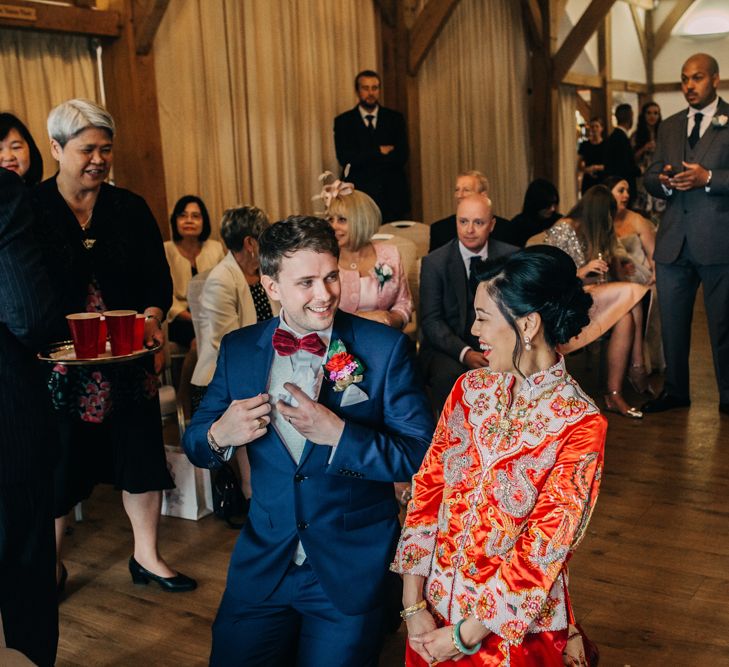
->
[524, 336, 532, 351]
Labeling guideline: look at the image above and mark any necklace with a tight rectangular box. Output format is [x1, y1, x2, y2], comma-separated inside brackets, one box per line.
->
[80, 211, 95, 250]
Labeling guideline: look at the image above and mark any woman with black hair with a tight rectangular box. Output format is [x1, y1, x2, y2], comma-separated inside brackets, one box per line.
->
[544, 185, 650, 416]
[631, 102, 664, 220]
[393, 246, 605, 667]
[503, 178, 562, 247]
[164, 195, 224, 346]
[0, 112, 43, 185]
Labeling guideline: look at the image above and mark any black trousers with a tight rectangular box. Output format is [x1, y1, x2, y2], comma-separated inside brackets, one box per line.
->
[0, 476, 58, 666]
[656, 242, 729, 404]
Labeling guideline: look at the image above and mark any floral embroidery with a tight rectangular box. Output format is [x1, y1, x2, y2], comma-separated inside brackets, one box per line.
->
[520, 593, 545, 620]
[476, 590, 497, 620]
[429, 580, 447, 605]
[78, 370, 112, 423]
[534, 595, 559, 628]
[400, 544, 430, 571]
[549, 395, 588, 419]
[456, 592, 475, 617]
[501, 619, 530, 643]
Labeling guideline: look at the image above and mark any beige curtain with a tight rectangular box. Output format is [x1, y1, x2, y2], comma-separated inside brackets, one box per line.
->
[417, 0, 531, 224]
[0, 29, 98, 180]
[557, 85, 578, 213]
[154, 0, 377, 234]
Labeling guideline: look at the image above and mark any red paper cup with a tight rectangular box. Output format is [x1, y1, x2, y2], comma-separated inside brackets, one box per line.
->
[97, 317, 107, 354]
[103, 310, 137, 356]
[66, 313, 101, 359]
[133, 314, 146, 351]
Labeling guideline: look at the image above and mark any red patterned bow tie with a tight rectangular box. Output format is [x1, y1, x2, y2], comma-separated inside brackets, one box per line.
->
[272, 328, 327, 357]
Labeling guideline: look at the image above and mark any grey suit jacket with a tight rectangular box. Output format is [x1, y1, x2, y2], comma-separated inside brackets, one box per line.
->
[419, 237, 518, 362]
[644, 97, 729, 265]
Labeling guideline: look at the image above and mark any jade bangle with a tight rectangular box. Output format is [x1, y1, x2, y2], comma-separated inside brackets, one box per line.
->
[452, 619, 482, 655]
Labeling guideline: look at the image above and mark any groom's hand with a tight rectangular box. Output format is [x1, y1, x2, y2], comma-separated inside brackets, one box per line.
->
[278, 383, 345, 446]
[210, 393, 271, 447]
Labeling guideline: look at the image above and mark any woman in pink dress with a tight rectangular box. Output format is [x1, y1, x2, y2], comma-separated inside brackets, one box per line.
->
[324, 187, 412, 329]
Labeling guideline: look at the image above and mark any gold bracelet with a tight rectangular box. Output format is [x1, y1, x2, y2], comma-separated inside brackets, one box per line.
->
[400, 599, 427, 620]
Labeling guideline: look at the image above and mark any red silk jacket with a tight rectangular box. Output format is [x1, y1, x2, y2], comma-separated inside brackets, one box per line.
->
[392, 358, 607, 651]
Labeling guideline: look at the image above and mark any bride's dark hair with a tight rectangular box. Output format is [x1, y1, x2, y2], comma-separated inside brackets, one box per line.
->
[473, 245, 592, 371]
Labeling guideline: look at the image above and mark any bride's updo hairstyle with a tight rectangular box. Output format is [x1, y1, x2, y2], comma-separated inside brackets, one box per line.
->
[473, 245, 592, 364]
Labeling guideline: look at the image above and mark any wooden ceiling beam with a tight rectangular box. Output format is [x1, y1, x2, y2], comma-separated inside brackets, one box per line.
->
[653, 0, 695, 57]
[553, 0, 618, 84]
[562, 70, 603, 88]
[408, 0, 461, 75]
[133, 0, 169, 56]
[629, 3, 647, 68]
[521, 0, 544, 50]
[0, 0, 120, 36]
[609, 78, 649, 93]
[653, 81, 682, 93]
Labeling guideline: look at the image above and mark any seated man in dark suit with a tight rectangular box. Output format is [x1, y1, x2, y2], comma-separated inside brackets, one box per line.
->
[334, 70, 409, 222]
[429, 170, 511, 252]
[605, 103, 640, 204]
[420, 194, 518, 413]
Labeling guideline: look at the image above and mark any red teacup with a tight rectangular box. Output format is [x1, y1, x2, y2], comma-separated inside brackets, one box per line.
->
[133, 314, 146, 351]
[66, 313, 101, 359]
[103, 310, 137, 356]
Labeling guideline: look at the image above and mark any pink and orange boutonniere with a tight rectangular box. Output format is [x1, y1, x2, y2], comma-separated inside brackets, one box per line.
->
[324, 339, 365, 392]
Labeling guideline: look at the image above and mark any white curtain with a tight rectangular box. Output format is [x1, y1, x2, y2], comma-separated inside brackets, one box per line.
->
[154, 0, 378, 233]
[557, 85, 579, 213]
[0, 29, 99, 180]
[417, 0, 531, 223]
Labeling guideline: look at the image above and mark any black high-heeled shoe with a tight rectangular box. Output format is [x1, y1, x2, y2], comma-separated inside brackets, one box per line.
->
[128, 557, 197, 592]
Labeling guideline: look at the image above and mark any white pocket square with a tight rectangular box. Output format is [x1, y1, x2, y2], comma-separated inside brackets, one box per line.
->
[340, 383, 369, 407]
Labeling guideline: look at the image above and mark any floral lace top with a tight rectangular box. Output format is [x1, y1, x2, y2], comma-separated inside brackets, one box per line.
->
[49, 279, 158, 424]
[391, 358, 606, 652]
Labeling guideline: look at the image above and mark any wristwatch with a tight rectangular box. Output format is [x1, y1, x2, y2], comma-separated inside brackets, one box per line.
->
[706, 169, 713, 188]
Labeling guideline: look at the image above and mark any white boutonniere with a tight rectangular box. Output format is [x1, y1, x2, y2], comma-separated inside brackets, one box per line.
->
[373, 263, 393, 290]
[711, 114, 728, 128]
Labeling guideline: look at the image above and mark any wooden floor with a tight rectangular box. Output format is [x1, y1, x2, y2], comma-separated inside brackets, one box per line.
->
[56, 295, 729, 666]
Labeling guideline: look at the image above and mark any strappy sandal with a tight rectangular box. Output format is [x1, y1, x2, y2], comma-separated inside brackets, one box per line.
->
[604, 390, 643, 419]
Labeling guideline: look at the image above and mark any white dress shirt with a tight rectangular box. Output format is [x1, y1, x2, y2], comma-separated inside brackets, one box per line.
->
[687, 96, 719, 139]
[458, 241, 490, 363]
[358, 104, 379, 129]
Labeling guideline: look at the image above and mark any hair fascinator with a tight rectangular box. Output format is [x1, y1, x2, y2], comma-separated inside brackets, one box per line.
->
[312, 165, 354, 210]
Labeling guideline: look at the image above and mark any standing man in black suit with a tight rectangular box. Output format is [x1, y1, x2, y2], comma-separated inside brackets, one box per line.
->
[0, 168, 58, 666]
[334, 70, 409, 222]
[605, 103, 640, 204]
[419, 194, 518, 412]
[643, 53, 729, 415]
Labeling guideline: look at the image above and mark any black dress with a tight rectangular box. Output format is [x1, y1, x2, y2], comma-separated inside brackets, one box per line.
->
[578, 140, 606, 194]
[31, 177, 175, 516]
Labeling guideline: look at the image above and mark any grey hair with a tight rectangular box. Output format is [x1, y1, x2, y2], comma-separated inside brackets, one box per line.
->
[457, 170, 490, 194]
[220, 205, 271, 252]
[47, 99, 115, 147]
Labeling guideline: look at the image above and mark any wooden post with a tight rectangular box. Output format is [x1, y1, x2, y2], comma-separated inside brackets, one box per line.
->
[101, 0, 169, 237]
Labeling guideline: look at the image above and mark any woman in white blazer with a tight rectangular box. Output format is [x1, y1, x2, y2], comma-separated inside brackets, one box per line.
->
[191, 205, 278, 399]
[164, 195, 225, 346]
[190, 206, 277, 499]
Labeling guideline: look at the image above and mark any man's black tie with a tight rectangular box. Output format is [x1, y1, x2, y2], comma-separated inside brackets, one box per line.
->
[689, 112, 703, 149]
[365, 114, 375, 132]
[468, 256, 482, 296]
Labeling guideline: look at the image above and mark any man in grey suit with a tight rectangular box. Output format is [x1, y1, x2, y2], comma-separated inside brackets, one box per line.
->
[420, 194, 518, 412]
[643, 53, 729, 415]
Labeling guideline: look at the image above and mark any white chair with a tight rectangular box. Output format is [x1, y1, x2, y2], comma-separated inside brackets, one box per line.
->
[379, 221, 430, 257]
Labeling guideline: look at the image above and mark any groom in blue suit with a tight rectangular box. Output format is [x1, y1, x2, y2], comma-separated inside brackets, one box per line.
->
[184, 216, 434, 666]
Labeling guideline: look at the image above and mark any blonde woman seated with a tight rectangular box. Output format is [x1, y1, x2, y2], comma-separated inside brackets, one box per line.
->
[191, 206, 278, 499]
[544, 185, 649, 417]
[322, 183, 412, 328]
[606, 176, 663, 376]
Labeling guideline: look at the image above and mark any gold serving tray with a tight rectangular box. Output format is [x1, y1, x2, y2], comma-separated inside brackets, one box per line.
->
[38, 340, 161, 366]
